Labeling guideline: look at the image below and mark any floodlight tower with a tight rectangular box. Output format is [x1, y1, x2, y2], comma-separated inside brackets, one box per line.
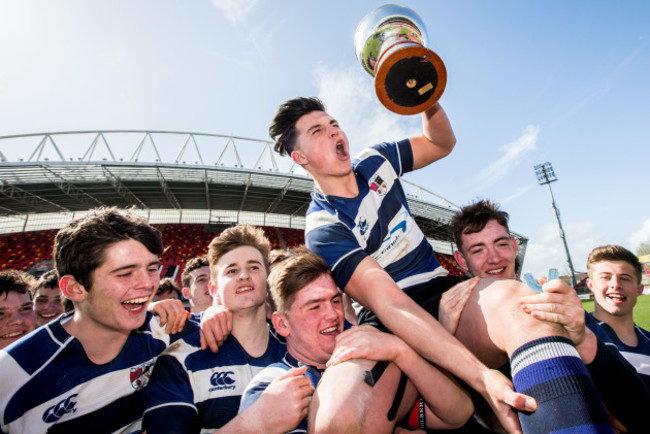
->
[534, 162, 577, 287]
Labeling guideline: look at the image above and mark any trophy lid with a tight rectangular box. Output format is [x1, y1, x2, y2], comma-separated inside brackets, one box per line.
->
[354, 4, 428, 65]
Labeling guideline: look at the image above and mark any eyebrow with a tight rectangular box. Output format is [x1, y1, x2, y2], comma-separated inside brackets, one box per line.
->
[467, 236, 510, 250]
[306, 119, 338, 135]
[224, 260, 263, 269]
[598, 271, 635, 278]
[110, 260, 160, 274]
[302, 293, 341, 307]
[0, 302, 32, 310]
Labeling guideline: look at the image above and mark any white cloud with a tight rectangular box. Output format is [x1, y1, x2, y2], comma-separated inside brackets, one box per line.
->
[628, 218, 650, 250]
[471, 125, 540, 192]
[522, 220, 597, 278]
[211, 0, 260, 25]
[500, 185, 533, 206]
[314, 64, 421, 156]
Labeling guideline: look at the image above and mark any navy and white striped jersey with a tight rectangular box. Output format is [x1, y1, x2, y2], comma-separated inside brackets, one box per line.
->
[0, 310, 193, 433]
[239, 352, 322, 434]
[142, 325, 286, 433]
[586, 312, 650, 388]
[305, 140, 447, 293]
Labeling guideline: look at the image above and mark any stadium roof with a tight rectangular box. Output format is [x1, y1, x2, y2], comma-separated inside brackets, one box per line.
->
[0, 130, 527, 257]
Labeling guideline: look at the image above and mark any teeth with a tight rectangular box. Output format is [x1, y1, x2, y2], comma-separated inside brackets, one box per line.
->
[1, 331, 24, 339]
[608, 294, 625, 300]
[122, 296, 149, 304]
[41, 313, 57, 318]
[236, 286, 253, 294]
[320, 326, 337, 334]
[486, 268, 505, 275]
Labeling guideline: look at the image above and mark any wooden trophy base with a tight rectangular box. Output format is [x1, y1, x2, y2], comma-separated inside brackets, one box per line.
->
[374, 43, 447, 115]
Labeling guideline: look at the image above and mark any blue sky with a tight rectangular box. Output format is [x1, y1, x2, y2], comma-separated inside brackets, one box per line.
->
[1, 0, 648, 278]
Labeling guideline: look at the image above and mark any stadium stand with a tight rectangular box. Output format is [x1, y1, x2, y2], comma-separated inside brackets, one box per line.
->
[0, 225, 467, 283]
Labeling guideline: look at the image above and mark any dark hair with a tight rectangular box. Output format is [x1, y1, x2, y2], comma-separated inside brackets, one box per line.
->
[269, 97, 326, 156]
[156, 277, 182, 300]
[0, 269, 35, 301]
[181, 256, 209, 288]
[449, 200, 510, 251]
[587, 245, 643, 285]
[33, 269, 59, 296]
[268, 249, 332, 315]
[53, 207, 163, 291]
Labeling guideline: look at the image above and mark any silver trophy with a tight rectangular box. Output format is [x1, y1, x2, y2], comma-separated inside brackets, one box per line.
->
[354, 4, 446, 115]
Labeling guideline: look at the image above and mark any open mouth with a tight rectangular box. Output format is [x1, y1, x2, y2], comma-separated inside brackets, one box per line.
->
[335, 140, 348, 159]
[40, 312, 59, 318]
[486, 267, 506, 275]
[1, 330, 26, 339]
[320, 325, 339, 335]
[121, 296, 150, 312]
[235, 286, 254, 294]
[607, 293, 626, 302]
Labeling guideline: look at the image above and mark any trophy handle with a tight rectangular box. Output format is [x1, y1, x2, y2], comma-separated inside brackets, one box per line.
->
[374, 42, 447, 115]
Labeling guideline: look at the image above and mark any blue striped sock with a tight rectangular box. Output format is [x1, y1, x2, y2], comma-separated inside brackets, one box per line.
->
[510, 336, 613, 434]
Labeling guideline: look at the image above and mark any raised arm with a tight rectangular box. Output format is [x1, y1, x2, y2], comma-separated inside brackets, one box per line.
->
[345, 256, 535, 433]
[408, 103, 456, 170]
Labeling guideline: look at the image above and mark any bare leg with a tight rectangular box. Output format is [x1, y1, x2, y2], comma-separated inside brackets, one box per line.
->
[309, 359, 417, 434]
[454, 278, 568, 365]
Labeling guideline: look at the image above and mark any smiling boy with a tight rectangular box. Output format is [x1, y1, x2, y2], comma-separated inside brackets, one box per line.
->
[32, 269, 64, 327]
[240, 249, 472, 433]
[0, 270, 35, 350]
[446, 200, 650, 432]
[585, 245, 650, 388]
[0, 207, 201, 433]
[143, 224, 303, 433]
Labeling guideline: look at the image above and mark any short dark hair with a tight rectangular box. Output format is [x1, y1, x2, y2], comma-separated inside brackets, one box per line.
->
[181, 256, 209, 288]
[269, 97, 326, 156]
[0, 269, 35, 301]
[449, 200, 510, 251]
[268, 249, 332, 315]
[53, 207, 163, 291]
[33, 269, 59, 297]
[156, 277, 182, 300]
[587, 245, 644, 285]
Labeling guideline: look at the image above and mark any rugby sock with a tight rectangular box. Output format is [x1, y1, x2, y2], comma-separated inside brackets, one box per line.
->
[510, 336, 613, 434]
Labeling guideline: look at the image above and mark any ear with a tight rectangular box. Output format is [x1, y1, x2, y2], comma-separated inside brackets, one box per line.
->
[637, 283, 644, 296]
[291, 149, 307, 165]
[453, 250, 469, 273]
[181, 287, 189, 299]
[586, 277, 594, 292]
[271, 311, 290, 338]
[59, 275, 87, 302]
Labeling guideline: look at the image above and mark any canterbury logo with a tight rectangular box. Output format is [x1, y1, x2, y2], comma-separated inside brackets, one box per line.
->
[43, 394, 78, 423]
[210, 371, 235, 386]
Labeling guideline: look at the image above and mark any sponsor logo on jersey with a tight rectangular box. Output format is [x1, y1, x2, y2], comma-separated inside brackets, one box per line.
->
[380, 219, 407, 256]
[369, 175, 387, 196]
[43, 393, 78, 423]
[209, 370, 236, 392]
[130, 358, 156, 390]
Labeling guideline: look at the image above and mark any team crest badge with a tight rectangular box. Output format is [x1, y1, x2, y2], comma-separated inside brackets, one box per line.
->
[369, 175, 387, 196]
[130, 358, 156, 390]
